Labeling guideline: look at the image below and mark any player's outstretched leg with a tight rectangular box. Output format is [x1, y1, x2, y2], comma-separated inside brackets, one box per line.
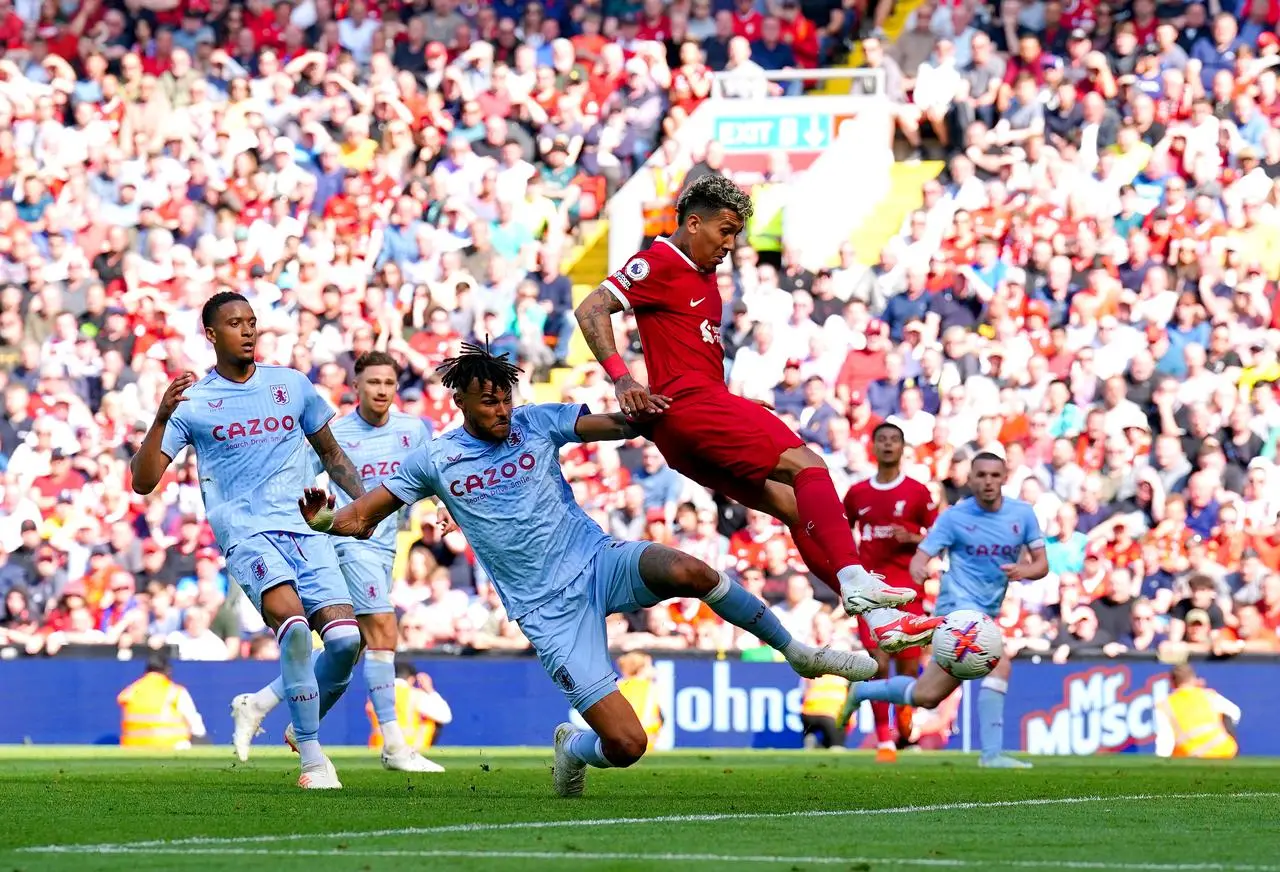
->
[754, 476, 925, 617]
[361, 612, 445, 773]
[263, 588, 340, 789]
[639, 545, 878, 681]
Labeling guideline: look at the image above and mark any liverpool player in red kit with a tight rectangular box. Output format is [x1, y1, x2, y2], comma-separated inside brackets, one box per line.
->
[843, 422, 938, 762]
[574, 174, 938, 647]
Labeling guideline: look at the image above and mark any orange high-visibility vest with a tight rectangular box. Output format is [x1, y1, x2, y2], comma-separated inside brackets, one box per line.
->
[367, 680, 438, 750]
[618, 676, 663, 747]
[117, 673, 189, 749]
[1160, 687, 1239, 759]
[641, 166, 682, 238]
[801, 674, 850, 719]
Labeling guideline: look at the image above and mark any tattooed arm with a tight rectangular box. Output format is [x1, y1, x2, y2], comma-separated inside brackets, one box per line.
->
[574, 286, 668, 418]
[306, 424, 366, 499]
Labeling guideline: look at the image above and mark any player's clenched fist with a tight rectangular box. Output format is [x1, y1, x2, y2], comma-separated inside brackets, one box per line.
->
[298, 487, 337, 533]
[157, 372, 196, 422]
[615, 374, 670, 419]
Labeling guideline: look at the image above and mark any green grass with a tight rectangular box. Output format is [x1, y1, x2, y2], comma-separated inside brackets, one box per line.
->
[2, 747, 1279, 871]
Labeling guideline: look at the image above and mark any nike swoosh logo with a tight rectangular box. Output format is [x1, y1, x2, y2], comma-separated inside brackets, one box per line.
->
[690, 298, 705, 307]
[858, 507, 871, 516]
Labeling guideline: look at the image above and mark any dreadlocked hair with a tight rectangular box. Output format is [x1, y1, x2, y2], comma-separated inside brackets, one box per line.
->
[436, 340, 522, 393]
[675, 173, 754, 224]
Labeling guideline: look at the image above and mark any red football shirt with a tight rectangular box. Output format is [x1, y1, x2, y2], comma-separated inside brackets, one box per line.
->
[843, 474, 937, 587]
[603, 239, 723, 395]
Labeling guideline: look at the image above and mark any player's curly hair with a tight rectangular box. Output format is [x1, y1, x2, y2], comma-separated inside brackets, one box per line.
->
[437, 340, 522, 393]
[675, 173, 754, 224]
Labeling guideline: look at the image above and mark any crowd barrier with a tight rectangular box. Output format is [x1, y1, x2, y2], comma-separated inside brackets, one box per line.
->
[2, 655, 1276, 754]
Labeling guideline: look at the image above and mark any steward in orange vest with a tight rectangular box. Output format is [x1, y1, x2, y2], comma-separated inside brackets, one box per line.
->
[117, 653, 206, 750]
[801, 674, 850, 749]
[640, 163, 684, 246]
[1154, 663, 1240, 759]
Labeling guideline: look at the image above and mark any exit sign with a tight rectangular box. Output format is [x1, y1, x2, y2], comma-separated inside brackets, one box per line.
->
[713, 114, 833, 152]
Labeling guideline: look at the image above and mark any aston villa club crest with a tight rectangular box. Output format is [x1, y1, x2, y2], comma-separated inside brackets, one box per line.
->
[1012, 523, 1021, 535]
[400, 433, 411, 449]
[506, 427, 524, 448]
[270, 384, 289, 405]
[250, 557, 267, 582]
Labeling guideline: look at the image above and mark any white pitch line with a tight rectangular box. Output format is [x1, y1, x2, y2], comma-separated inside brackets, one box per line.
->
[18, 791, 1279, 854]
[14, 846, 1280, 871]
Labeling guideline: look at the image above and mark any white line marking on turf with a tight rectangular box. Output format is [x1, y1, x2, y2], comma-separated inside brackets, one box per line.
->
[13, 846, 1280, 871]
[18, 791, 1279, 855]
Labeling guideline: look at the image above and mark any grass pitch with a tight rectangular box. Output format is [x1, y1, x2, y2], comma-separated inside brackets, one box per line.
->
[1, 747, 1277, 871]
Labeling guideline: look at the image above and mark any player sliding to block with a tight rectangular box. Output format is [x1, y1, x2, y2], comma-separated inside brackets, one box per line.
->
[574, 174, 940, 649]
[300, 343, 881, 796]
[843, 422, 938, 763]
[231, 351, 444, 774]
[131, 292, 365, 790]
[840, 452, 1049, 768]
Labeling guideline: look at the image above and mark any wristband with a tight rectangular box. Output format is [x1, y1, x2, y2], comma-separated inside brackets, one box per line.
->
[602, 353, 629, 382]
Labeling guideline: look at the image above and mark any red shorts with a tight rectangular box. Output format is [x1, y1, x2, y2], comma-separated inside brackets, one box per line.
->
[649, 385, 803, 506]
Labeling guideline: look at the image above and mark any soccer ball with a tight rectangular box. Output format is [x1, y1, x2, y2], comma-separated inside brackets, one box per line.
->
[931, 610, 1004, 680]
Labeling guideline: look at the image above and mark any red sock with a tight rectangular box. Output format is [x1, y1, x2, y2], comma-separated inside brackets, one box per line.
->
[793, 467, 861, 575]
[789, 524, 841, 596]
[873, 701, 893, 744]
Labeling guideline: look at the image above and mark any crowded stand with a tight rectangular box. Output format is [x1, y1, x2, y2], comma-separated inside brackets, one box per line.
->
[0, 0, 1278, 672]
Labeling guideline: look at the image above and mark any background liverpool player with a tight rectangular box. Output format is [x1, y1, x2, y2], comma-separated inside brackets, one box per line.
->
[842, 422, 938, 762]
[573, 174, 937, 647]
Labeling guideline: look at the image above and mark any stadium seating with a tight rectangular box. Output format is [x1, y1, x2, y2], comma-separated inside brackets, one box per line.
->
[1, 0, 1279, 673]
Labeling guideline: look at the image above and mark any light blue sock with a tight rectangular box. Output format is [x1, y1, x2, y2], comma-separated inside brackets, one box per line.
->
[979, 677, 1008, 758]
[565, 729, 614, 769]
[703, 572, 793, 650]
[314, 620, 362, 718]
[364, 649, 400, 740]
[857, 674, 917, 705]
[277, 616, 322, 765]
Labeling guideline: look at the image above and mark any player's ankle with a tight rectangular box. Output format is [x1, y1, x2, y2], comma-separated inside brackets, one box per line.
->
[779, 638, 813, 662]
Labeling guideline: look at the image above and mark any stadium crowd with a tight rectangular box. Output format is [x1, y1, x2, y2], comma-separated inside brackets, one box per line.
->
[0, 0, 1279, 668]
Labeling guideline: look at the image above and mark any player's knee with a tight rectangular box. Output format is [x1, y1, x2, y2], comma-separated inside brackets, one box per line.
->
[673, 555, 718, 596]
[602, 727, 648, 768]
[276, 615, 312, 661]
[776, 446, 825, 480]
[320, 620, 362, 670]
